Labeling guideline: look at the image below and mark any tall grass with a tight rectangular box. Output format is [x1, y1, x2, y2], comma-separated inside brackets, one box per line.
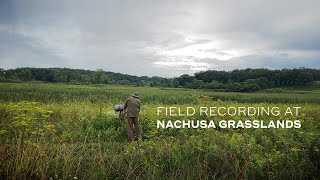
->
[0, 82, 320, 179]
[1, 82, 320, 104]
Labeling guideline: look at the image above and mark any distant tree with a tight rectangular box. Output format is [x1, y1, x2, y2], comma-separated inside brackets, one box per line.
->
[53, 73, 68, 83]
[255, 77, 269, 89]
[228, 82, 243, 92]
[17, 69, 32, 81]
[81, 76, 92, 84]
[0, 68, 4, 76]
[29, 68, 54, 82]
[271, 72, 281, 86]
[241, 82, 261, 92]
[297, 72, 314, 85]
[178, 74, 194, 86]
[171, 79, 180, 88]
[92, 69, 108, 84]
[2, 67, 320, 91]
[186, 79, 204, 89]
[203, 81, 225, 89]
[138, 80, 148, 87]
[119, 79, 131, 85]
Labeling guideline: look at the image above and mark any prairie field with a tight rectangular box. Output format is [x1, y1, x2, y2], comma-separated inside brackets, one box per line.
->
[0, 82, 320, 179]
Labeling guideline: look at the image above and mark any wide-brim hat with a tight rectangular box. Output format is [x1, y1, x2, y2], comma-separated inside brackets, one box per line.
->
[131, 92, 140, 98]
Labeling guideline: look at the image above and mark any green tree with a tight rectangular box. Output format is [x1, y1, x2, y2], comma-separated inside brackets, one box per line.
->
[171, 79, 180, 88]
[92, 69, 108, 84]
[0, 68, 4, 76]
[178, 74, 194, 86]
[119, 79, 131, 85]
[186, 79, 204, 89]
[297, 72, 314, 85]
[18, 69, 32, 81]
[138, 80, 148, 87]
[203, 81, 225, 89]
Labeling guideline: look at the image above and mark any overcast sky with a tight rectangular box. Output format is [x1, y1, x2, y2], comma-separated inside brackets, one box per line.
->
[0, 0, 319, 77]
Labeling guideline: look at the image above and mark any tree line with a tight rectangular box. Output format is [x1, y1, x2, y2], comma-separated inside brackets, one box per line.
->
[0, 67, 319, 92]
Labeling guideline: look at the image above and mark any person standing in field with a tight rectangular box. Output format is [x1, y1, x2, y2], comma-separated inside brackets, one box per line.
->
[124, 92, 142, 142]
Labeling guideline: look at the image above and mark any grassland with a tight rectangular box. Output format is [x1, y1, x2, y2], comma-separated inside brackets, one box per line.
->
[0, 82, 320, 179]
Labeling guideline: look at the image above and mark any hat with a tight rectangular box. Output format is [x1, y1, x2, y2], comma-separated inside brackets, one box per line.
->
[131, 92, 140, 98]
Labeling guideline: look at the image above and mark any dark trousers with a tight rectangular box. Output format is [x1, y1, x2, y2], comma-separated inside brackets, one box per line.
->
[126, 117, 142, 142]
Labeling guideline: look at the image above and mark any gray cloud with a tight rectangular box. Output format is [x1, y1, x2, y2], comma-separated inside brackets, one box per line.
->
[0, 0, 319, 77]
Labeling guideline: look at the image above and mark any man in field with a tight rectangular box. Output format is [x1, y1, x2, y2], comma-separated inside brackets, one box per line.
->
[124, 92, 142, 142]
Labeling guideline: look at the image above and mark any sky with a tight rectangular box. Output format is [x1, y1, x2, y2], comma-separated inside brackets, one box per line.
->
[0, 0, 319, 77]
